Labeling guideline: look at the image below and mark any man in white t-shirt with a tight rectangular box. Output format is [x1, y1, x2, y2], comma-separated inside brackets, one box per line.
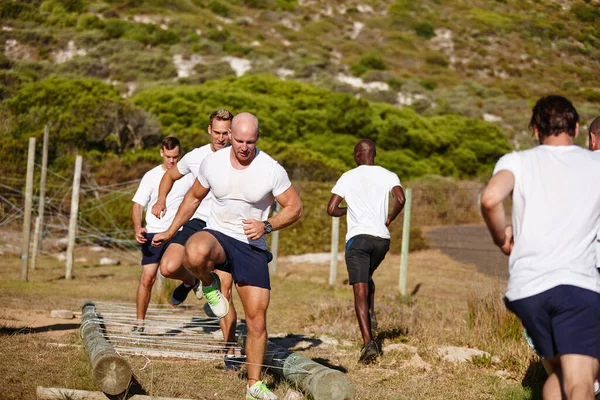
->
[131, 136, 194, 332]
[151, 109, 233, 310]
[481, 95, 600, 400]
[152, 112, 302, 400]
[327, 139, 405, 364]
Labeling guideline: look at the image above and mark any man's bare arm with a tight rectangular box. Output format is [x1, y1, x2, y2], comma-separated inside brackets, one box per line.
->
[327, 194, 346, 217]
[151, 180, 209, 246]
[481, 170, 515, 254]
[151, 166, 185, 218]
[386, 185, 406, 226]
[132, 202, 147, 244]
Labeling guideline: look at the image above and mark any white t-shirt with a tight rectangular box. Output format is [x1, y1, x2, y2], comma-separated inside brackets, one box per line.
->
[331, 165, 402, 242]
[197, 148, 292, 249]
[177, 144, 216, 222]
[493, 145, 600, 301]
[132, 165, 194, 233]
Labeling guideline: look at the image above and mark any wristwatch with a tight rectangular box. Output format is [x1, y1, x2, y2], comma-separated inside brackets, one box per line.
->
[263, 221, 273, 234]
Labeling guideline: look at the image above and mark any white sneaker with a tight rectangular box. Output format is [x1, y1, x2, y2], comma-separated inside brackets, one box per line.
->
[246, 381, 278, 400]
[202, 272, 229, 318]
[594, 380, 599, 395]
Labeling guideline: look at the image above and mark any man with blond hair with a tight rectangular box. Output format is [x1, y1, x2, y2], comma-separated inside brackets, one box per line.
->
[153, 112, 303, 400]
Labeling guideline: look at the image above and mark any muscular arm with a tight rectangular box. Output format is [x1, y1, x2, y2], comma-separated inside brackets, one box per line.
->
[151, 166, 185, 218]
[386, 185, 406, 226]
[481, 170, 515, 254]
[151, 180, 209, 246]
[132, 202, 147, 244]
[243, 185, 303, 240]
[326, 194, 346, 217]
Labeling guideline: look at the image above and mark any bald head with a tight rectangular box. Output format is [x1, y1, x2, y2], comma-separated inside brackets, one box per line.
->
[589, 116, 600, 151]
[231, 112, 259, 137]
[354, 139, 376, 166]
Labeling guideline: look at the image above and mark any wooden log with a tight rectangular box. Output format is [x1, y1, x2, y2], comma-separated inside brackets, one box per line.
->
[36, 386, 195, 400]
[80, 301, 133, 395]
[241, 333, 355, 400]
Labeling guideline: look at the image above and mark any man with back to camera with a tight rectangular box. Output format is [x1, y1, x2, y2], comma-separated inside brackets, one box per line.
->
[131, 136, 193, 332]
[327, 139, 405, 364]
[481, 95, 600, 400]
[152, 112, 303, 399]
[150, 109, 241, 371]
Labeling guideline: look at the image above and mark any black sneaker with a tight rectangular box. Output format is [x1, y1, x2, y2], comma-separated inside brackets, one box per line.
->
[131, 325, 145, 335]
[170, 278, 201, 306]
[359, 341, 380, 364]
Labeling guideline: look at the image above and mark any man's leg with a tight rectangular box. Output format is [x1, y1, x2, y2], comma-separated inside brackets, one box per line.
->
[352, 282, 372, 345]
[561, 354, 599, 400]
[136, 263, 159, 325]
[542, 357, 562, 400]
[160, 243, 197, 285]
[184, 231, 227, 284]
[367, 278, 378, 338]
[215, 269, 237, 356]
[236, 283, 270, 387]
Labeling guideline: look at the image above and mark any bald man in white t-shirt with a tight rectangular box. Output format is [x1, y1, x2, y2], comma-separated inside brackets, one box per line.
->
[327, 139, 405, 364]
[152, 112, 302, 400]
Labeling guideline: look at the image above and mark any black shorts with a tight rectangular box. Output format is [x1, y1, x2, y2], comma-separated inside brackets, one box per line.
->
[171, 218, 206, 246]
[505, 285, 600, 359]
[141, 233, 171, 265]
[204, 229, 273, 290]
[345, 235, 390, 285]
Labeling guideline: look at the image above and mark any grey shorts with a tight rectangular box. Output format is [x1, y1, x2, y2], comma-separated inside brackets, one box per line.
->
[344, 235, 390, 284]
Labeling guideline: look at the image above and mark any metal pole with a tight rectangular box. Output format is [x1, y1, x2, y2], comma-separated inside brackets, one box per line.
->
[399, 188, 413, 295]
[20, 137, 36, 281]
[31, 125, 49, 270]
[269, 202, 281, 275]
[329, 217, 340, 286]
[66, 155, 82, 280]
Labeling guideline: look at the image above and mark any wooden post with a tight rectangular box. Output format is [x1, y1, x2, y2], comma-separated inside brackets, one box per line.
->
[36, 387, 194, 400]
[65, 155, 82, 280]
[239, 333, 355, 400]
[20, 137, 36, 281]
[80, 301, 133, 395]
[399, 188, 413, 295]
[31, 125, 49, 270]
[269, 202, 281, 275]
[329, 217, 340, 286]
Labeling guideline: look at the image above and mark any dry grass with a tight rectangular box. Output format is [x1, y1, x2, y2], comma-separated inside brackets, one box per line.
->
[0, 244, 544, 399]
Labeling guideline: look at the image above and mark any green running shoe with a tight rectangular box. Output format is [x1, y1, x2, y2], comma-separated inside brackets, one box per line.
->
[202, 272, 229, 318]
[246, 381, 278, 400]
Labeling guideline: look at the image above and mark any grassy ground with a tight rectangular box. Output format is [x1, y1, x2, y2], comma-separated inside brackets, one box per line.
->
[0, 244, 545, 399]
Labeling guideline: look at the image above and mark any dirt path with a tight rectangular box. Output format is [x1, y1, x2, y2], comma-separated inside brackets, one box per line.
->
[425, 225, 509, 279]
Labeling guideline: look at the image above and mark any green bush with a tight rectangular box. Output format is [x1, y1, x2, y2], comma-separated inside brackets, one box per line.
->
[0, 0, 42, 22]
[208, 0, 230, 17]
[580, 88, 600, 102]
[413, 21, 435, 39]
[350, 53, 386, 76]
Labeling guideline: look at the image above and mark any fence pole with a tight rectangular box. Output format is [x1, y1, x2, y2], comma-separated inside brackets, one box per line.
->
[399, 188, 413, 295]
[65, 155, 82, 280]
[269, 202, 281, 275]
[31, 125, 49, 270]
[20, 137, 36, 281]
[329, 217, 340, 286]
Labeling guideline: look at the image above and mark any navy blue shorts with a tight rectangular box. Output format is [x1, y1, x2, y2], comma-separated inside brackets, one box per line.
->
[141, 233, 171, 265]
[171, 218, 206, 246]
[504, 285, 600, 359]
[345, 235, 390, 284]
[204, 229, 273, 290]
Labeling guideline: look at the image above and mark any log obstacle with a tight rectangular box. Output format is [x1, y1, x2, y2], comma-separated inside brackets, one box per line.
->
[80, 300, 133, 395]
[36, 387, 194, 400]
[241, 333, 356, 400]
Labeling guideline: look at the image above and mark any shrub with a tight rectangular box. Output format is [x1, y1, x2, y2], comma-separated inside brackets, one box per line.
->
[350, 53, 386, 76]
[413, 21, 435, 39]
[580, 88, 600, 102]
[0, 0, 41, 22]
[208, 0, 229, 17]
[424, 51, 448, 67]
